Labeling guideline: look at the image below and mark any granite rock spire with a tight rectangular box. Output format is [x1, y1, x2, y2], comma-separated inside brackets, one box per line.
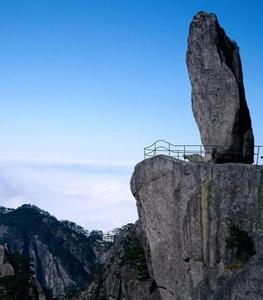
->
[187, 12, 254, 163]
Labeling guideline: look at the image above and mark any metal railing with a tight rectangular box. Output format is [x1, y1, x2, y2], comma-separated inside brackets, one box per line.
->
[144, 140, 263, 165]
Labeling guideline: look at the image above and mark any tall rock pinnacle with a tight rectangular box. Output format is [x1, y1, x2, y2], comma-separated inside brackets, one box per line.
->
[187, 12, 254, 163]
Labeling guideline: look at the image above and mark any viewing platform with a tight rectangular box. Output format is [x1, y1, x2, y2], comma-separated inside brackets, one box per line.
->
[144, 140, 263, 165]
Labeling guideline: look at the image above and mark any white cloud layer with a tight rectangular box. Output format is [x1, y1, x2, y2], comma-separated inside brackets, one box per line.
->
[0, 160, 138, 232]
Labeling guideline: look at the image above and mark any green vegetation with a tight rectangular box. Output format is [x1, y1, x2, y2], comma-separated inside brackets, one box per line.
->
[42, 287, 53, 299]
[0, 252, 38, 299]
[0, 206, 150, 297]
[0, 205, 98, 290]
[120, 235, 150, 281]
[64, 284, 79, 299]
[225, 224, 255, 267]
[89, 230, 103, 244]
[224, 262, 246, 271]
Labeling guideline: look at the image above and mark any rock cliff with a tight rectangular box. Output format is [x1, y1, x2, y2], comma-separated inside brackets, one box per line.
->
[131, 155, 263, 299]
[0, 205, 100, 298]
[0, 245, 14, 277]
[78, 223, 160, 300]
[0, 10, 260, 300]
[187, 12, 254, 163]
[0, 205, 157, 299]
[0, 243, 46, 299]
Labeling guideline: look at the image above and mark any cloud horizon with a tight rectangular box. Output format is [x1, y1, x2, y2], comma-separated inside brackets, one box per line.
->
[0, 159, 138, 232]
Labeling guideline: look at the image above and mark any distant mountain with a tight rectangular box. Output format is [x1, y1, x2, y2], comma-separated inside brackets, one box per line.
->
[0, 204, 104, 298]
[0, 205, 158, 299]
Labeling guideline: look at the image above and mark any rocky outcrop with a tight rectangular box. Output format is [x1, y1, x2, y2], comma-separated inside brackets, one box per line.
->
[0, 245, 14, 277]
[187, 12, 254, 163]
[0, 205, 159, 299]
[79, 223, 160, 300]
[0, 244, 45, 299]
[131, 155, 263, 299]
[0, 205, 99, 298]
[30, 238, 75, 297]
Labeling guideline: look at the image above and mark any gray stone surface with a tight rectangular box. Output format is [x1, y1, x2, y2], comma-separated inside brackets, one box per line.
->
[187, 12, 254, 163]
[29, 237, 74, 297]
[0, 245, 14, 277]
[131, 155, 263, 299]
[0, 245, 4, 265]
[183, 154, 210, 163]
[78, 223, 161, 300]
[0, 262, 15, 277]
[0, 205, 99, 298]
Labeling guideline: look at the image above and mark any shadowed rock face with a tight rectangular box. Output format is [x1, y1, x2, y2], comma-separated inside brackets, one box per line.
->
[0, 205, 97, 298]
[78, 223, 161, 300]
[187, 11, 254, 163]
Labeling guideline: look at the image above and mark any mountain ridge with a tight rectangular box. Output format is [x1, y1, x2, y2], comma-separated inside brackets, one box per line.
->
[0, 204, 102, 297]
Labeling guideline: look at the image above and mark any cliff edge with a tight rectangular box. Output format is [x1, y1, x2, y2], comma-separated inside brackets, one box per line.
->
[131, 155, 263, 299]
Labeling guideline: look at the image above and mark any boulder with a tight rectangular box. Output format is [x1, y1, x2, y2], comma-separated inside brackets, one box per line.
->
[183, 154, 211, 163]
[0, 262, 14, 277]
[0, 245, 14, 277]
[186, 12, 254, 163]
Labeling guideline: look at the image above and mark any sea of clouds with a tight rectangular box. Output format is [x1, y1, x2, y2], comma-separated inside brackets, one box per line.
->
[0, 160, 138, 232]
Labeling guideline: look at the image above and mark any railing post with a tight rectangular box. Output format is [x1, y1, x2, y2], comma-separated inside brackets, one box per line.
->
[184, 145, 186, 160]
[169, 143, 171, 157]
[257, 146, 260, 165]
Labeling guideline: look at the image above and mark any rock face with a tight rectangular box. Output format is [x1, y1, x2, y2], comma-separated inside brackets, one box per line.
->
[79, 223, 161, 300]
[0, 205, 159, 299]
[0, 205, 99, 298]
[187, 12, 254, 163]
[131, 155, 263, 299]
[0, 244, 46, 299]
[0, 245, 14, 277]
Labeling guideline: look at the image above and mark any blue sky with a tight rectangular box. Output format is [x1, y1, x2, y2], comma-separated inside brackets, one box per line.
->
[0, 1, 262, 230]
